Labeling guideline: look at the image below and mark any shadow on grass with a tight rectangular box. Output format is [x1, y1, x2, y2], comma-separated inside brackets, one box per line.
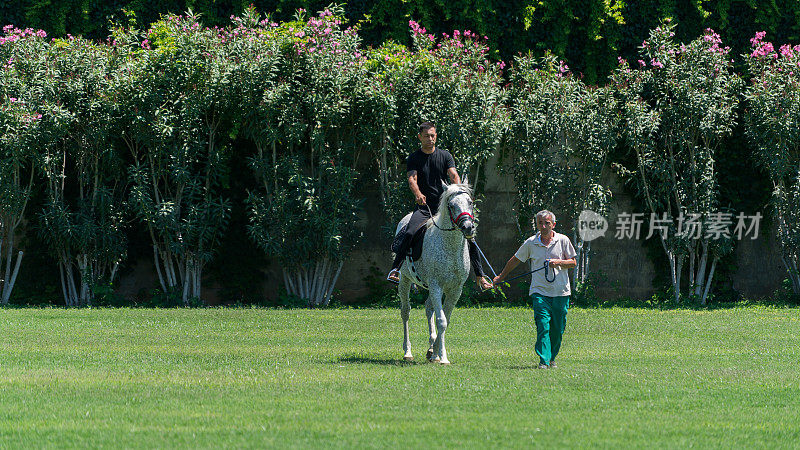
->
[507, 364, 542, 370]
[337, 354, 422, 366]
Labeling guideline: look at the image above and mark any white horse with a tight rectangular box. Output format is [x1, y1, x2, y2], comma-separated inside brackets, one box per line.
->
[395, 182, 475, 365]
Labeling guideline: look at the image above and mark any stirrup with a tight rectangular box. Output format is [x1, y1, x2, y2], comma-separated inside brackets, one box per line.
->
[386, 270, 400, 285]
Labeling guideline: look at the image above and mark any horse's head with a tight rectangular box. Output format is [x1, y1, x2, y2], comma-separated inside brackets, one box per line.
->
[439, 182, 475, 240]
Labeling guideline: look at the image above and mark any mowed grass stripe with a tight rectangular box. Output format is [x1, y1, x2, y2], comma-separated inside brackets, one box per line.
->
[0, 307, 798, 448]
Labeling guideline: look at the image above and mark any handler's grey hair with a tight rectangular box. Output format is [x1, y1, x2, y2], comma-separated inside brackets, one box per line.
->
[533, 209, 556, 225]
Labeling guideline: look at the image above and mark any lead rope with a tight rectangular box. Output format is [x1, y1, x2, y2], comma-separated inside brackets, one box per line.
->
[499, 260, 556, 284]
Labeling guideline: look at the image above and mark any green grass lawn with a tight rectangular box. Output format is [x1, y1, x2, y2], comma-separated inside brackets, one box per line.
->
[1, 306, 798, 448]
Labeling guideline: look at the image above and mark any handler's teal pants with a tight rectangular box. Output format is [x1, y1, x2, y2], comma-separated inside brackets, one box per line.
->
[531, 293, 570, 366]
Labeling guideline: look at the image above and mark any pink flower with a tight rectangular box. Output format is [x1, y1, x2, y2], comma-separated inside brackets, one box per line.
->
[750, 31, 767, 45]
[780, 44, 794, 58]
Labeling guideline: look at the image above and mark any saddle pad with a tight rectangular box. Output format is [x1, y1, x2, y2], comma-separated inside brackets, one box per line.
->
[391, 222, 427, 261]
[405, 255, 428, 290]
[409, 225, 426, 261]
[390, 224, 408, 254]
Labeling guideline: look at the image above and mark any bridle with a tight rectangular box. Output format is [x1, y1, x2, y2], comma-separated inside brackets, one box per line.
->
[426, 191, 474, 232]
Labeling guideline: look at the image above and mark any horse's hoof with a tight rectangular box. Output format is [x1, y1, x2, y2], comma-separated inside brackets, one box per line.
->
[426, 349, 434, 360]
[403, 355, 413, 362]
[438, 359, 451, 366]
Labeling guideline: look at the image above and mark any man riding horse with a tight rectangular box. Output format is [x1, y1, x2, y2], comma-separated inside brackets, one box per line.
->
[387, 121, 493, 292]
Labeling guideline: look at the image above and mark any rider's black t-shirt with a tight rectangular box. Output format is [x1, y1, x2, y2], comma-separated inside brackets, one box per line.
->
[406, 147, 455, 213]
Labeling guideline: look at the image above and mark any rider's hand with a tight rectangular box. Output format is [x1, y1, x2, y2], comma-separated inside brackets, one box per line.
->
[415, 193, 427, 205]
[492, 275, 502, 284]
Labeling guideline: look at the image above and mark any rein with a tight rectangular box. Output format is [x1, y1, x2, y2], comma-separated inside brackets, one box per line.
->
[501, 260, 556, 284]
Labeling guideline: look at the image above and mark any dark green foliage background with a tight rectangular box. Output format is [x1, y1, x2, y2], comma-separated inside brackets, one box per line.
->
[4, 0, 800, 83]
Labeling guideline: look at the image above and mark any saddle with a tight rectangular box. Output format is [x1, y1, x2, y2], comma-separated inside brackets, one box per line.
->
[391, 222, 429, 290]
[391, 222, 427, 261]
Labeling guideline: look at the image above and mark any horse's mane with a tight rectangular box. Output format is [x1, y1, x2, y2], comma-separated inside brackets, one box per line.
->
[430, 182, 473, 225]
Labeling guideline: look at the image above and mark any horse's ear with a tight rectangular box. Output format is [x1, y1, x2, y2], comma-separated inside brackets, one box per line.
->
[462, 175, 469, 186]
[441, 180, 449, 190]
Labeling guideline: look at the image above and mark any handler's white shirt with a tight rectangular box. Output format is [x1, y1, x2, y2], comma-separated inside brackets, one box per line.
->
[514, 232, 577, 297]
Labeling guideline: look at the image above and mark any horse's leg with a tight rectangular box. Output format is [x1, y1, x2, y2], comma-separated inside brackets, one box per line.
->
[443, 284, 461, 325]
[428, 284, 449, 365]
[425, 297, 437, 361]
[439, 284, 462, 364]
[399, 276, 413, 361]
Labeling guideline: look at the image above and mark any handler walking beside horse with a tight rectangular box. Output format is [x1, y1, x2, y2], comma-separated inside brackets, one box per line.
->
[493, 210, 577, 369]
[387, 121, 492, 291]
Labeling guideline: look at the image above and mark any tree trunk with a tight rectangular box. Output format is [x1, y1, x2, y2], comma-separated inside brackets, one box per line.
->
[701, 257, 717, 306]
[674, 256, 683, 304]
[1, 250, 23, 305]
[153, 245, 167, 292]
[283, 259, 344, 306]
[182, 258, 191, 306]
[780, 254, 800, 294]
[323, 261, 344, 306]
[688, 246, 696, 295]
[694, 241, 708, 299]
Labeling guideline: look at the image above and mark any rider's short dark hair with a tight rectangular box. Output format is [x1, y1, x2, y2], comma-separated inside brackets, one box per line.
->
[418, 121, 436, 133]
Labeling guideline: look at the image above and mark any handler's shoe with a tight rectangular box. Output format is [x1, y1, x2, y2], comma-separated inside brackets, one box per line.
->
[386, 269, 400, 285]
[537, 364, 549, 369]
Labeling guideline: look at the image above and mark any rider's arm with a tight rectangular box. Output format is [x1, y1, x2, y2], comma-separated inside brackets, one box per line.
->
[493, 256, 523, 284]
[408, 171, 426, 205]
[447, 167, 461, 184]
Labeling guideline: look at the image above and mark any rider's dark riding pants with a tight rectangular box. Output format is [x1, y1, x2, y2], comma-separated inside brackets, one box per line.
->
[391, 207, 485, 279]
